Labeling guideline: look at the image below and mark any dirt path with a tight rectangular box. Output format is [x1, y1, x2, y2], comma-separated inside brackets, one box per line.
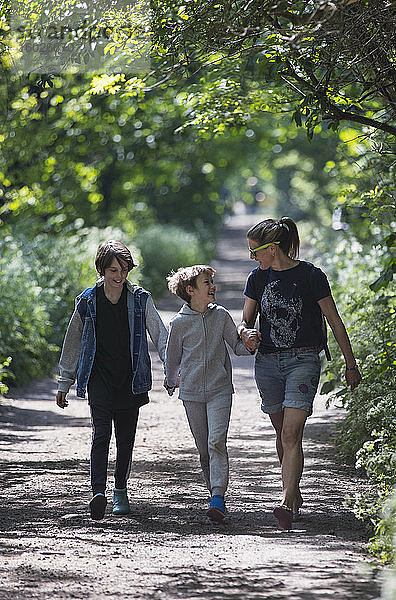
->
[0, 214, 381, 600]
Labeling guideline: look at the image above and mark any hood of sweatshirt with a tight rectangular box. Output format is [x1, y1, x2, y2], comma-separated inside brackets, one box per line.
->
[179, 303, 217, 316]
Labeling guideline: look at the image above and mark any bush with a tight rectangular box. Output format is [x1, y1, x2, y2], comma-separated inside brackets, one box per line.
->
[344, 377, 396, 562]
[0, 238, 57, 384]
[136, 224, 213, 298]
[311, 234, 396, 562]
[0, 357, 12, 397]
[381, 489, 396, 599]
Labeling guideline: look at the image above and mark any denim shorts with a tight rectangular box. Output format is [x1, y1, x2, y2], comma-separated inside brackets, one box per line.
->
[254, 349, 321, 416]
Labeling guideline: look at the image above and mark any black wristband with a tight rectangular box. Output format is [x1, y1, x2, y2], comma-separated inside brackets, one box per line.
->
[346, 366, 358, 371]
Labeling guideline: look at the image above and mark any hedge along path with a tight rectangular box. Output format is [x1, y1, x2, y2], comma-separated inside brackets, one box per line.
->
[0, 213, 381, 600]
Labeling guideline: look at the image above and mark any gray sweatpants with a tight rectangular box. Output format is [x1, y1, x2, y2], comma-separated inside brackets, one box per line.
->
[183, 395, 232, 497]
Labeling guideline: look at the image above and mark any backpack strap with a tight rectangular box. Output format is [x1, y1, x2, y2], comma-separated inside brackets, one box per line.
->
[303, 262, 331, 361]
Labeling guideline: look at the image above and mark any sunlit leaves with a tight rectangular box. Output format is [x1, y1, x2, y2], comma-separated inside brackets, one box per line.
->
[146, 0, 396, 142]
[90, 73, 126, 95]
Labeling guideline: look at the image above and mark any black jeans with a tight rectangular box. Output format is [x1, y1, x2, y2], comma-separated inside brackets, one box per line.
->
[89, 404, 140, 495]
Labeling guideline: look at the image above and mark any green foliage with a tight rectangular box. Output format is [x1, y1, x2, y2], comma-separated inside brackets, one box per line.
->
[4, 0, 150, 77]
[380, 489, 396, 598]
[0, 357, 12, 396]
[89, 0, 396, 142]
[341, 371, 395, 563]
[0, 74, 246, 242]
[6, 1, 396, 141]
[136, 224, 211, 299]
[312, 235, 396, 562]
[337, 160, 396, 292]
[347, 483, 395, 564]
[0, 236, 57, 384]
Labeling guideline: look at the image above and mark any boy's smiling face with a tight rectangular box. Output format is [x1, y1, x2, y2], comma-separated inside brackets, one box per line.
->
[187, 271, 216, 312]
[103, 257, 129, 291]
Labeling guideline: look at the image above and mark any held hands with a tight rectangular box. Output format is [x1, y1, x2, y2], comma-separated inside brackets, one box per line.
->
[240, 327, 262, 353]
[56, 391, 68, 409]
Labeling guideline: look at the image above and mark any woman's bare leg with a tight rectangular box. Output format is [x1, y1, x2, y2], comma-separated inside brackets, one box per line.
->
[269, 411, 284, 464]
[279, 407, 308, 510]
[269, 409, 305, 512]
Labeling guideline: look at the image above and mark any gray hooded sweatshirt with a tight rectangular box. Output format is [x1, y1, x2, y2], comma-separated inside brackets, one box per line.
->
[165, 303, 250, 402]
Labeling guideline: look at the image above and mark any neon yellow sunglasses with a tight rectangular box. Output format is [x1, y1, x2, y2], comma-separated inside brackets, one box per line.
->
[249, 241, 280, 257]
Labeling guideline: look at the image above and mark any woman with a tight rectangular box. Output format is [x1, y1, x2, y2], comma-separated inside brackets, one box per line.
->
[238, 217, 361, 530]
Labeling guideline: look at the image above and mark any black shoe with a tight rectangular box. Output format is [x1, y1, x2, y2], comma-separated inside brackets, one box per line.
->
[89, 493, 107, 520]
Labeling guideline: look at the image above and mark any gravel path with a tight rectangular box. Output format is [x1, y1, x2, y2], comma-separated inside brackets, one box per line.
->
[0, 214, 381, 599]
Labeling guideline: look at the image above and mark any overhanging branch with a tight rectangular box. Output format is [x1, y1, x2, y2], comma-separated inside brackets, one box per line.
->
[283, 61, 396, 137]
[326, 105, 396, 136]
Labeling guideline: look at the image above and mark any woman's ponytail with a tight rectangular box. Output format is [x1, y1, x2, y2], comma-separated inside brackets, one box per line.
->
[278, 217, 300, 259]
[247, 216, 300, 259]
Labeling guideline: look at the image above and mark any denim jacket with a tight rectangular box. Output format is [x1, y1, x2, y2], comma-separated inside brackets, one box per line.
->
[58, 280, 167, 398]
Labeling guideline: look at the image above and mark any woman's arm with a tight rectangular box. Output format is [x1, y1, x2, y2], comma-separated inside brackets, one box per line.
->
[318, 295, 361, 391]
[237, 296, 261, 352]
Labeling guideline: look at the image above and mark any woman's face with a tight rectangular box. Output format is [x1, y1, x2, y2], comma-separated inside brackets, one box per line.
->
[248, 239, 275, 270]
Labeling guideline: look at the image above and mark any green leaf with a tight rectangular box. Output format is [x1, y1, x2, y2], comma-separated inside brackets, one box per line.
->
[293, 110, 302, 127]
[320, 380, 336, 395]
[384, 233, 396, 248]
[370, 267, 394, 292]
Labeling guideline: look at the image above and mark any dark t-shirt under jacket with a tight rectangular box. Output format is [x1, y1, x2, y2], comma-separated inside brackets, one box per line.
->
[88, 284, 149, 409]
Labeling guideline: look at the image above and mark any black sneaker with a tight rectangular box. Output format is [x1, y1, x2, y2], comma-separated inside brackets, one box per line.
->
[89, 493, 107, 520]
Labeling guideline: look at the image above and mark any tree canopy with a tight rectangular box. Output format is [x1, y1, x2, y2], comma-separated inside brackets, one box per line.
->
[3, 1, 395, 139]
[91, 0, 396, 140]
[1, 1, 395, 281]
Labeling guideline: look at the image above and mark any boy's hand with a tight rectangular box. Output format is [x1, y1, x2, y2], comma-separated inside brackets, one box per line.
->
[163, 378, 176, 396]
[56, 391, 68, 409]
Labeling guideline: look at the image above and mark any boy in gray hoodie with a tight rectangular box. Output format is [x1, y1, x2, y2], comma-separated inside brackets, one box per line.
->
[165, 265, 250, 522]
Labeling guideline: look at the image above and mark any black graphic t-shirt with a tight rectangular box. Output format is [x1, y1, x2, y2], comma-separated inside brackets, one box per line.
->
[243, 261, 331, 354]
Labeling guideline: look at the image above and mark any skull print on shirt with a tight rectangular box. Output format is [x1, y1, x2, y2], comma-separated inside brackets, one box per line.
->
[261, 280, 303, 347]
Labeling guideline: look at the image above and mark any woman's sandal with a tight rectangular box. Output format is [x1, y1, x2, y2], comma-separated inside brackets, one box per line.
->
[273, 505, 293, 530]
[292, 509, 300, 522]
